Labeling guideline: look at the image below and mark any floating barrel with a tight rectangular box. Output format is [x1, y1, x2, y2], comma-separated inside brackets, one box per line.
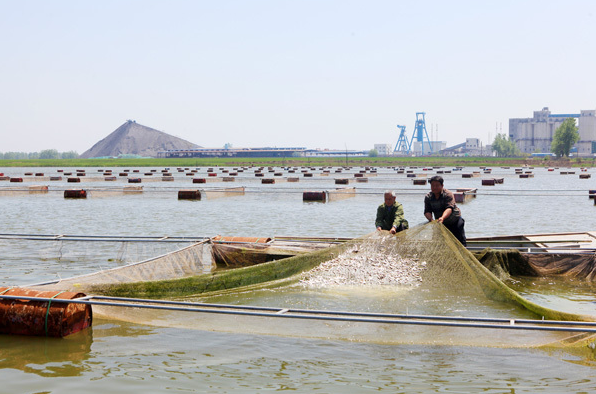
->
[288, 170, 296, 173]
[119, 173, 128, 177]
[162, 176, 175, 182]
[193, 178, 206, 184]
[354, 173, 364, 178]
[186, 172, 195, 176]
[356, 178, 368, 183]
[303, 173, 313, 177]
[24, 172, 33, 176]
[50, 176, 62, 181]
[335, 179, 349, 185]
[35, 173, 44, 176]
[64, 189, 87, 199]
[274, 172, 283, 176]
[144, 172, 153, 176]
[589, 190, 596, 199]
[495, 178, 504, 184]
[150, 169, 157, 173]
[579, 174, 591, 179]
[76, 173, 85, 177]
[128, 178, 142, 183]
[519, 174, 534, 178]
[57, 169, 64, 173]
[208, 173, 217, 177]
[261, 178, 275, 184]
[178, 190, 201, 200]
[0, 287, 92, 337]
[133, 169, 140, 173]
[482, 179, 496, 186]
[162, 172, 172, 176]
[10, 178, 23, 182]
[67, 177, 81, 183]
[64, 172, 72, 176]
[229, 172, 238, 176]
[413, 179, 427, 185]
[104, 176, 117, 181]
[222, 177, 235, 182]
[287, 177, 299, 182]
[406, 174, 416, 178]
[303, 191, 327, 202]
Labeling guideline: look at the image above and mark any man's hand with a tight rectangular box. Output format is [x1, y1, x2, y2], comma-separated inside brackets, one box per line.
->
[390, 226, 397, 234]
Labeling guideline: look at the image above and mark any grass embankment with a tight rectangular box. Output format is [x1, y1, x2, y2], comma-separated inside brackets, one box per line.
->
[0, 156, 593, 168]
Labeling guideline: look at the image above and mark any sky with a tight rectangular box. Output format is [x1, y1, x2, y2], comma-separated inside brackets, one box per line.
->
[1, 0, 595, 154]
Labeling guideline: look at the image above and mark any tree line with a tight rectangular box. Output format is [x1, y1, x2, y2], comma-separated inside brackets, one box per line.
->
[492, 118, 580, 158]
[0, 149, 79, 160]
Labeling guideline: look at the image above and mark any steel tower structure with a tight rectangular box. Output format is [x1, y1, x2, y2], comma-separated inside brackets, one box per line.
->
[409, 112, 432, 155]
[393, 125, 408, 153]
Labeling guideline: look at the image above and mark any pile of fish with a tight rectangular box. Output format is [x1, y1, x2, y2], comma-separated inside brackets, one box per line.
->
[300, 241, 426, 288]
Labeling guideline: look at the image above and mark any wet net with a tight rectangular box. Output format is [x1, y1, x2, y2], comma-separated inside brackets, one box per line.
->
[24, 222, 596, 349]
[29, 241, 212, 292]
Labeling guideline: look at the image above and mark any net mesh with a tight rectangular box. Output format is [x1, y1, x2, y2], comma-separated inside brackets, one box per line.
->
[29, 241, 212, 292]
[24, 221, 596, 349]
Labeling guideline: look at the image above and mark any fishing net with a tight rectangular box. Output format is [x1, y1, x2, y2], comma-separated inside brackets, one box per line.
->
[25, 222, 596, 349]
[28, 241, 212, 292]
[476, 249, 596, 282]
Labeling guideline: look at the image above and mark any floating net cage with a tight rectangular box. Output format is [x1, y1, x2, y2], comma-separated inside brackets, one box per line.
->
[15, 222, 595, 351]
[0, 237, 204, 288]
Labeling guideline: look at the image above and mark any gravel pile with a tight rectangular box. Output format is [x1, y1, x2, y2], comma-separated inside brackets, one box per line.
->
[300, 242, 426, 288]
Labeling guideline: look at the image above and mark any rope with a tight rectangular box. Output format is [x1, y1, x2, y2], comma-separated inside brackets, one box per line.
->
[44, 291, 66, 337]
[0, 287, 14, 295]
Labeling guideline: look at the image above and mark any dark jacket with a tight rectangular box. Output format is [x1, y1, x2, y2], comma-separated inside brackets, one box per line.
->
[424, 188, 462, 226]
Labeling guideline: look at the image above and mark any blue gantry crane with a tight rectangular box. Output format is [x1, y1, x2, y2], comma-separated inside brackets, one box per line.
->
[393, 112, 433, 155]
[393, 125, 408, 153]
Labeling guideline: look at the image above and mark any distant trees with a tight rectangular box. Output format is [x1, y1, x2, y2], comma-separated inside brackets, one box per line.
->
[551, 118, 580, 158]
[491, 133, 520, 157]
[0, 150, 79, 160]
[368, 149, 378, 157]
[39, 149, 60, 159]
[61, 151, 79, 159]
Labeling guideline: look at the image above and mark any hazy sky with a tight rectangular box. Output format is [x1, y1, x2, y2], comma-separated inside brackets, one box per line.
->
[1, 0, 595, 153]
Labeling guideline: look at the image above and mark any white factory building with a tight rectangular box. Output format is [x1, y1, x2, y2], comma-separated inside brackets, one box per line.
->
[509, 107, 596, 156]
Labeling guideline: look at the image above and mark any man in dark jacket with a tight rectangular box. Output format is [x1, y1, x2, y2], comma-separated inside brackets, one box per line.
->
[424, 175, 466, 246]
[376, 191, 409, 234]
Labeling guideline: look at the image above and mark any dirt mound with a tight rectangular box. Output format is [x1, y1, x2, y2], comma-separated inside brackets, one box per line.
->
[80, 120, 200, 158]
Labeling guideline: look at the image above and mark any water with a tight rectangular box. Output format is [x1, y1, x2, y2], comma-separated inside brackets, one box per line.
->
[1, 165, 596, 392]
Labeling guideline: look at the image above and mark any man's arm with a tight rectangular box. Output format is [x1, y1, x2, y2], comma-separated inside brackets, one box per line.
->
[375, 206, 384, 230]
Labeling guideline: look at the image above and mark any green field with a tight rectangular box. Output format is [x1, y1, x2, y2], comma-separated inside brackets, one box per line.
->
[0, 156, 592, 168]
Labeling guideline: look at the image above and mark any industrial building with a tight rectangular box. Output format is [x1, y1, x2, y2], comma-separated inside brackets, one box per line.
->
[159, 147, 307, 158]
[509, 107, 596, 155]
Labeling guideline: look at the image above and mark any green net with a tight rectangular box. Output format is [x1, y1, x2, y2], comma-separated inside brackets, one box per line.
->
[29, 221, 596, 349]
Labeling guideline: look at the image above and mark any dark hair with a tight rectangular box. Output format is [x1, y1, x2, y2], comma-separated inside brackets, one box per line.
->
[429, 175, 444, 185]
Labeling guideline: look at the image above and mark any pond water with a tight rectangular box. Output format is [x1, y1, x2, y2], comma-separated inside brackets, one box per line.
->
[1, 165, 596, 393]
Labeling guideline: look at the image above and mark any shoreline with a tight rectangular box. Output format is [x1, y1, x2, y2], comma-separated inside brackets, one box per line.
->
[0, 156, 594, 168]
